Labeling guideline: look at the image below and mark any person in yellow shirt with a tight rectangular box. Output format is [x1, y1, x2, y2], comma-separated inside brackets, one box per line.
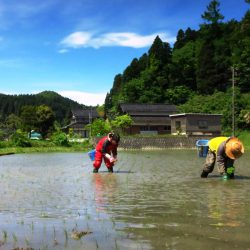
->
[201, 137, 244, 179]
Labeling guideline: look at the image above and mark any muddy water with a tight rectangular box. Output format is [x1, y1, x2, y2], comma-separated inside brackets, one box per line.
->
[0, 150, 250, 249]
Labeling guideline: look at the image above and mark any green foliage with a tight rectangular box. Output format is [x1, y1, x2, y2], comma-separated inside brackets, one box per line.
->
[201, 0, 224, 24]
[104, 0, 249, 134]
[111, 114, 133, 133]
[165, 86, 193, 105]
[20, 105, 38, 132]
[18, 104, 55, 138]
[86, 118, 111, 137]
[0, 91, 83, 125]
[96, 105, 105, 117]
[5, 114, 22, 132]
[10, 130, 31, 147]
[36, 105, 55, 137]
[51, 131, 69, 147]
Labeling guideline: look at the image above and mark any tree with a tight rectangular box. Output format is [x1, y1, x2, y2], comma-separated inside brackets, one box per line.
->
[111, 114, 133, 134]
[165, 86, 193, 105]
[20, 105, 38, 132]
[96, 105, 105, 118]
[172, 41, 197, 90]
[51, 131, 69, 146]
[10, 129, 31, 147]
[201, 0, 224, 24]
[36, 105, 55, 137]
[86, 118, 111, 137]
[5, 114, 22, 132]
[148, 36, 172, 70]
[174, 29, 185, 49]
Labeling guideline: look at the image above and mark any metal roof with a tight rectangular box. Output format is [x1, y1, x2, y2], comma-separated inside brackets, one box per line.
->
[169, 113, 222, 117]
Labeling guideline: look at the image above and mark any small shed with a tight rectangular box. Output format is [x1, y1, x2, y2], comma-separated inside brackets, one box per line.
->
[29, 130, 42, 140]
[120, 103, 177, 135]
[169, 113, 222, 136]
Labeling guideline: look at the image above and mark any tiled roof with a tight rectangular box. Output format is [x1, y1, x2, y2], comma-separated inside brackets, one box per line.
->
[120, 103, 177, 116]
[72, 108, 99, 118]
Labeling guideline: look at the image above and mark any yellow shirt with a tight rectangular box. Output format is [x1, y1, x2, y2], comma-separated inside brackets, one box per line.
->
[208, 137, 228, 153]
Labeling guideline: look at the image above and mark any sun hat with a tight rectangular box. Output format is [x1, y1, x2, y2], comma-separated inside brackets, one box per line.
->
[225, 137, 244, 159]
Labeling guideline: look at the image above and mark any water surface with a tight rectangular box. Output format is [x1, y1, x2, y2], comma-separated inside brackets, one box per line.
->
[0, 150, 249, 249]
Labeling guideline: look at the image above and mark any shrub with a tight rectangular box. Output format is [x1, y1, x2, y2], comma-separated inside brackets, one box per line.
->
[10, 130, 31, 147]
[51, 131, 69, 146]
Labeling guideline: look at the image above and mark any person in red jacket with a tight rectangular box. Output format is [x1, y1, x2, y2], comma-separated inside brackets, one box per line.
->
[93, 132, 120, 173]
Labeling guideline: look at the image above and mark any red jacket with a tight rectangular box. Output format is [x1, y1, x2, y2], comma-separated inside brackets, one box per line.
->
[95, 136, 118, 156]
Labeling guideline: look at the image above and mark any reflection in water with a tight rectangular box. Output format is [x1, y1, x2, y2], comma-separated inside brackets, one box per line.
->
[207, 181, 245, 228]
[93, 173, 118, 212]
[0, 151, 249, 249]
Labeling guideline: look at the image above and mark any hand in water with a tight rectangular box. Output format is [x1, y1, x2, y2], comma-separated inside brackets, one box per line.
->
[110, 157, 117, 163]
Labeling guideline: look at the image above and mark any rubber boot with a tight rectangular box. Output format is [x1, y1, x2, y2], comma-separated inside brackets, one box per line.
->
[201, 171, 208, 178]
[93, 168, 98, 173]
[108, 167, 113, 173]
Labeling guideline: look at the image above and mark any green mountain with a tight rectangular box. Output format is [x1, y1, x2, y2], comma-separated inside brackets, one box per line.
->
[105, 1, 250, 127]
[0, 91, 84, 125]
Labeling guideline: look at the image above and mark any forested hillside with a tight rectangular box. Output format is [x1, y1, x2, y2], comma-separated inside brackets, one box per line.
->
[0, 91, 84, 125]
[105, 0, 250, 132]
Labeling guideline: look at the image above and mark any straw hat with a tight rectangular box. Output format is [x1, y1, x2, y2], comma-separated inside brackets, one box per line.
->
[225, 137, 244, 159]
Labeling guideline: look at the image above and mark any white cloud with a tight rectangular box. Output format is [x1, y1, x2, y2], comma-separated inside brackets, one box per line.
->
[58, 90, 106, 106]
[60, 31, 92, 48]
[60, 31, 175, 49]
[58, 48, 68, 54]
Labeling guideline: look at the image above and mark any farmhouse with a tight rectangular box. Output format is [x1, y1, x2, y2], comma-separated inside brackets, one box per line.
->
[169, 113, 222, 136]
[64, 108, 100, 137]
[120, 103, 177, 135]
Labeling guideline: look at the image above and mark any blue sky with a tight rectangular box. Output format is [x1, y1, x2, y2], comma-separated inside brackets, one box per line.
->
[0, 0, 249, 105]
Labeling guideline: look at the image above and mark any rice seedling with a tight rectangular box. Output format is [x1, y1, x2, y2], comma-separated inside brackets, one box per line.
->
[25, 236, 30, 247]
[115, 239, 119, 250]
[12, 233, 18, 243]
[95, 239, 99, 249]
[53, 226, 57, 242]
[3, 230, 7, 242]
[64, 228, 68, 242]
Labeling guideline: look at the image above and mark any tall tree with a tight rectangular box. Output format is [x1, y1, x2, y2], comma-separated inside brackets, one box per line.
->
[148, 36, 172, 70]
[36, 105, 55, 137]
[201, 0, 224, 24]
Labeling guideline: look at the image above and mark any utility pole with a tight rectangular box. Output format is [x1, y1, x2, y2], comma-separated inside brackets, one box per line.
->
[89, 107, 92, 137]
[231, 66, 235, 137]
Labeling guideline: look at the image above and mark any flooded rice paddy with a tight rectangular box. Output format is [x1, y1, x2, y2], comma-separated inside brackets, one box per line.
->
[0, 150, 250, 249]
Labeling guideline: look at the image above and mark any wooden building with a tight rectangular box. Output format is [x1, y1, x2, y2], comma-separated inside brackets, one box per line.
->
[64, 108, 100, 137]
[169, 113, 222, 136]
[120, 103, 177, 135]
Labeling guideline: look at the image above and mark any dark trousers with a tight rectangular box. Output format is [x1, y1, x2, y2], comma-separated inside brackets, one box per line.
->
[202, 150, 234, 174]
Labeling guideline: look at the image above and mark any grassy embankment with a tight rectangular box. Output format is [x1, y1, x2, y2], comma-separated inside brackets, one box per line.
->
[0, 139, 93, 155]
[1, 131, 249, 155]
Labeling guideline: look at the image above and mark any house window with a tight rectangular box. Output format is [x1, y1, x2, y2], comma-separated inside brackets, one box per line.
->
[198, 120, 208, 129]
[140, 126, 158, 131]
[164, 126, 171, 131]
[140, 126, 148, 131]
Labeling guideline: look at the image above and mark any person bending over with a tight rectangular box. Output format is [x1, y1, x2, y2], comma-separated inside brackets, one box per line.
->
[93, 132, 120, 173]
[201, 137, 244, 179]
